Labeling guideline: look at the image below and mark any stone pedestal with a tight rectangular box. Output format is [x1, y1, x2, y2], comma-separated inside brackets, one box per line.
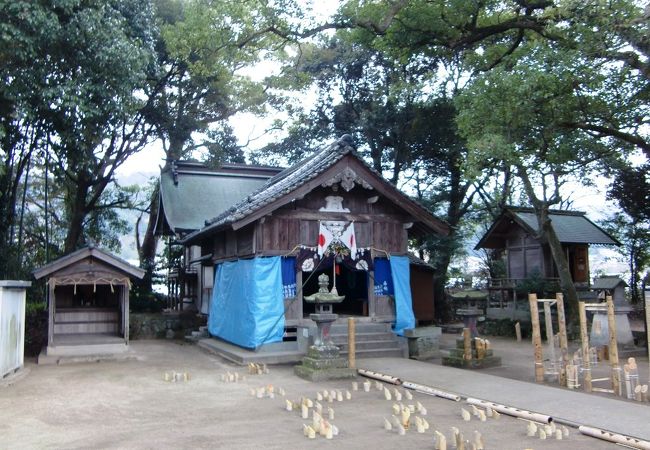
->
[404, 326, 441, 360]
[442, 337, 501, 369]
[295, 273, 356, 381]
[294, 312, 355, 381]
[590, 306, 641, 356]
[294, 345, 357, 382]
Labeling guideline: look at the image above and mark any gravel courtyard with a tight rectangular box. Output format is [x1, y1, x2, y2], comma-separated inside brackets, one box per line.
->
[0, 340, 626, 449]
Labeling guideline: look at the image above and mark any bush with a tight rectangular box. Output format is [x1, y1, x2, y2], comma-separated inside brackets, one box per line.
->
[515, 272, 560, 298]
[24, 302, 48, 357]
[130, 292, 166, 313]
[483, 318, 533, 339]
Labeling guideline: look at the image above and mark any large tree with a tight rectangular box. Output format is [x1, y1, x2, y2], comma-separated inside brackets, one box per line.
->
[255, 35, 488, 321]
[136, 0, 296, 292]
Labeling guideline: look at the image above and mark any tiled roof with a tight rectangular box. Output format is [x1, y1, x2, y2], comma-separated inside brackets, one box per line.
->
[203, 135, 355, 230]
[592, 276, 627, 289]
[475, 207, 620, 249]
[513, 210, 618, 245]
[157, 161, 281, 234]
[182, 135, 449, 243]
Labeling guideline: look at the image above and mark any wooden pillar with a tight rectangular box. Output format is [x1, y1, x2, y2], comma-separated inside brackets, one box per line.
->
[606, 295, 621, 395]
[556, 293, 569, 387]
[348, 318, 356, 369]
[368, 270, 376, 318]
[48, 280, 55, 347]
[296, 271, 304, 319]
[578, 301, 592, 392]
[529, 293, 544, 383]
[463, 328, 472, 360]
[124, 284, 130, 343]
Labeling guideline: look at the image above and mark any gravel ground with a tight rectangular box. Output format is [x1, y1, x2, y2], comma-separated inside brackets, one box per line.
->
[0, 340, 629, 449]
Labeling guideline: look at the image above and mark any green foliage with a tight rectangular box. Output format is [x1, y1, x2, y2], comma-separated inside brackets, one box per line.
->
[515, 272, 561, 298]
[24, 302, 47, 357]
[599, 212, 650, 304]
[484, 318, 532, 339]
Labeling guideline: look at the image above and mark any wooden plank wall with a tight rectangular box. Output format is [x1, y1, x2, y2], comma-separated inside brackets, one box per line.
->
[209, 186, 412, 260]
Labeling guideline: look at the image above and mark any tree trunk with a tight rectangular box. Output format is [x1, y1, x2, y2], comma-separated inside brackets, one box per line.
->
[64, 181, 90, 253]
[138, 183, 160, 294]
[516, 165, 579, 321]
[539, 213, 580, 319]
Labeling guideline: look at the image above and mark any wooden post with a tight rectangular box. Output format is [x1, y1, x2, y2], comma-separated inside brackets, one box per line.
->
[515, 322, 522, 342]
[543, 301, 557, 380]
[48, 280, 55, 347]
[124, 284, 130, 344]
[463, 328, 472, 360]
[606, 295, 621, 395]
[556, 293, 569, 387]
[645, 293, 650, 385]
[347, 317, 356, 369]
[529, 293, 544, 383]
[578, 301, 592, 392]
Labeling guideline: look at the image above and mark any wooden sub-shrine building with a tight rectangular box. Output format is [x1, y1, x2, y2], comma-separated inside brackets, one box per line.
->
[33, 246, 144, 360]
[158, 135, 449, 350]
[476, 207, 620, 303]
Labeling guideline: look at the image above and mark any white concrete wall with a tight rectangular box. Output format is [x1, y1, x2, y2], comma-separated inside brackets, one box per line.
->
[0, 282, 30, 377]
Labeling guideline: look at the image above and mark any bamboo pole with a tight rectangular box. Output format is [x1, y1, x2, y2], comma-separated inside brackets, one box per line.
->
[515, 321, 522, 342]
[347, 317, 356, 369]
[529, 293, 544, 383]
[463, 328, 472, 361]
[556, 293, 569, 387]
[578, 301, 592, 392]
[543, 301, 557, 380]
[606, 295, 622, 396]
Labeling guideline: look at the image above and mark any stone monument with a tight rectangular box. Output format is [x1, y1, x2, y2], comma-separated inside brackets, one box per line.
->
[294, 273, 357, 381]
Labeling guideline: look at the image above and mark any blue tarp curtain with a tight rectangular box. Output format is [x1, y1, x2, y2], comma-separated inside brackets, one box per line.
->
[373, 257, 394, 296]
[208, 257, 285, 349]
[390, 255, 415, 336]
[281, 257, 297, 298]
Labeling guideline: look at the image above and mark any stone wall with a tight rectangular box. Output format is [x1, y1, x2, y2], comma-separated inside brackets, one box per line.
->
[130, 312, 203, 339]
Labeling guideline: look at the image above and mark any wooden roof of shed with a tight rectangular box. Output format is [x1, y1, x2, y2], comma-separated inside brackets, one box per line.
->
[33, 246, 145, 280]
[475, 207, 620, 249]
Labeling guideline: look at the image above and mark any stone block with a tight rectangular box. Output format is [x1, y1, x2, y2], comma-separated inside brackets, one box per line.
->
[300, 356, 349, 370]
[294, 365, 357, 382]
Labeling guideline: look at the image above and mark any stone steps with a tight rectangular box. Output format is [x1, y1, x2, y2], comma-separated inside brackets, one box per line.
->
[329, 322, 406, 358]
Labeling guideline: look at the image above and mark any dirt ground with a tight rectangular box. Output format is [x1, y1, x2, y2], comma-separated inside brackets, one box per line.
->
[1, 338, 641, 449]
[437, 334, 650, 395]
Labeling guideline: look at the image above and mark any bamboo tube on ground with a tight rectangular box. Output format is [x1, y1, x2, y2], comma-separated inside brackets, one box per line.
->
[556, 293, 569, 387]
[606, 296, 622, 396]
[578, 302, 592, 392]
[578, 425, 650, 450]
[466, 398, 552, 424]
[348, 317, 356, 369]
[529, 293, 544, 383]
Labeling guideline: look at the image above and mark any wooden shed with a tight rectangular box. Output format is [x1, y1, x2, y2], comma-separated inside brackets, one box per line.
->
[33, 246, 144, 359]
[476, 207, 620, 305]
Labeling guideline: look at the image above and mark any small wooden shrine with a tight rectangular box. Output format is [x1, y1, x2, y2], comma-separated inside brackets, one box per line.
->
[33, 246, 144, 360]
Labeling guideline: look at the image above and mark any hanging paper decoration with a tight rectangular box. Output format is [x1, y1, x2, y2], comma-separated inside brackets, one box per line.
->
[317, 221, 334, 256]
[340, 222, 357, 257]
